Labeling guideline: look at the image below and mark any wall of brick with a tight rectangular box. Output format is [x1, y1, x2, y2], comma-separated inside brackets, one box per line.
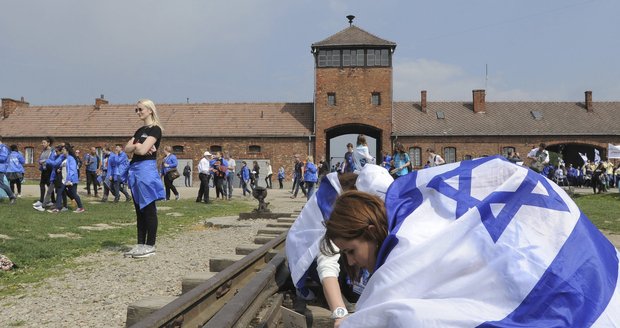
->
[314, 67, 393, 159]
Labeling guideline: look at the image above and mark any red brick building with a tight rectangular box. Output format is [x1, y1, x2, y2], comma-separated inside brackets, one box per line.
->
[1, 21, 619, 183]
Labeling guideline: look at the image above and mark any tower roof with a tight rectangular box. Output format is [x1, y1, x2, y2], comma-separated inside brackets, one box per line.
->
[311, 25, 396, 49]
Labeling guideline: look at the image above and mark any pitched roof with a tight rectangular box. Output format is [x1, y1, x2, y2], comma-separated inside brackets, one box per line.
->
[393, 101, 620, 136]
[0, 102, 314, 138]
[312, 25, 396, 48]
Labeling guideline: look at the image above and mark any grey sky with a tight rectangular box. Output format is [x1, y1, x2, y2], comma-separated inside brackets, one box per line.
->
[1, 0, 618, 106]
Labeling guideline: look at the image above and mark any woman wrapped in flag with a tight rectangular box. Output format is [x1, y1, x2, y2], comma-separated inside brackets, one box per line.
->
[321, 156, 619, 328]
[285, 164, 393, 326]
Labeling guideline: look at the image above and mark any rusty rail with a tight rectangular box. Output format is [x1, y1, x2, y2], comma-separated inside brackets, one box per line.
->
[129, 231, 288, 328]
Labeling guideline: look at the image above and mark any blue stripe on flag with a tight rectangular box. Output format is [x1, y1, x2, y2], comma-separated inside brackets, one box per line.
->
[375, 171, 423, 270]
[479, 213, 619, 327]
[316, 175, 339, 221]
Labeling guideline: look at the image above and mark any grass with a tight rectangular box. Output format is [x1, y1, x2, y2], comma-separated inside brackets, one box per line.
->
[0, 196, 253, 297]
[572, 192, 620, 233]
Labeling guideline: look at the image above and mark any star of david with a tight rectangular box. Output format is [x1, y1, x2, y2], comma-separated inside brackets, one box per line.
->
[427, 158, 571, 243]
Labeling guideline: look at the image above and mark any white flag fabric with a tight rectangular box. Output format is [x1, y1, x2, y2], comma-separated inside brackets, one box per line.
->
[579, 152, 589, 164]
[341, 156, 620, 328]
[285, 164, 393, 290]
[609, 144, 620, 159]
[595, 149, 601, 164]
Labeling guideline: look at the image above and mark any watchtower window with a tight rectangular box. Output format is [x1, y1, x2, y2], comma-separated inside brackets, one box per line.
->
[371, 92, 381, 106]
[327, 93, 336, 106]
[318, 50, 341, 67]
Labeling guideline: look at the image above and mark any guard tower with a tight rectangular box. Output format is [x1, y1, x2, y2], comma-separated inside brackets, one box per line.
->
[311, 15, 397, 162]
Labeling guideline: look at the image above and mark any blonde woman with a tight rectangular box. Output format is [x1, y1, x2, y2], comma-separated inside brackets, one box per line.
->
[123, 99, 165, 258]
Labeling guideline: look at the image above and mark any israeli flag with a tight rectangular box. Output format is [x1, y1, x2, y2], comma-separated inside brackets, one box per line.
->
[342, 156, 619, 328]
[286, 164, 393, 290]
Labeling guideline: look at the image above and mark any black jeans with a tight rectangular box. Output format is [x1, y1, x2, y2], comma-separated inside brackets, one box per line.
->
[86, 170, 99, 196]
[133, 199, 158, 246]
[197, 173, 211, 202]
[163, 173, 179, 200]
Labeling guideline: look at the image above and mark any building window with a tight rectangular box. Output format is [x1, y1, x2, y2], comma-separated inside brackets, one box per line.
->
[172, 145, 184, 153]
[248, 145, 261, 153]
[327, 93, 336, 106]
[367, 49, 390, 67]
[210, 145, 223, 153]
[25, 147, 34, 164]
[409, 147, 422, 167]
[502, 146, 516, 157]
[444, 147, 456, 163]
[371, 92, 381, 106]
[463, 155, 473, 161]
[318, 50, 341, 67]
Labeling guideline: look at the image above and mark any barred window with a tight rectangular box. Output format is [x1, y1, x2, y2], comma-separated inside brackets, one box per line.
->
[249, 145, 261, 153]
[210, 145, 223, 153]
[25, 147, 34, 164]
[328, 93, 336, 106]
[444, 147, 457, 163]
[409, 147, 422, 167]
[371, 92, 381, 106]
[172, 145, 184, 153]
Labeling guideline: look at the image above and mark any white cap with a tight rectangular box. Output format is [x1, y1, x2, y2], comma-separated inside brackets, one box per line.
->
[203, 151, 212, 156]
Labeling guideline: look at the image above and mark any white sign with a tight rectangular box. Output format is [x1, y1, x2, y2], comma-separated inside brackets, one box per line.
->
[608, 143, 620, 159]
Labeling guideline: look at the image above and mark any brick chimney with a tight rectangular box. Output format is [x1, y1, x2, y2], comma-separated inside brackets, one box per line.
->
[1, 97, 29, 119]
[472, 89, 486, 113]
[420, 90, 427, 113]
[585, 90, 593, 112]
[94, 94, 108, 110]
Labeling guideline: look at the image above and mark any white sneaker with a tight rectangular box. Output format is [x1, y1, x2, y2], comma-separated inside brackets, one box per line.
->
[124, 244, 144, 257]
[33, 205, 45, 212]
[33, 201, 42, 206]
[45, 202, 55, 208]
[133, 245, 156, 258]
[60, 207, 69, 212]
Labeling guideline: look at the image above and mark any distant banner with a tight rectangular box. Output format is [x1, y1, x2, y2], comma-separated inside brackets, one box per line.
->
[608, 143, 620, 159]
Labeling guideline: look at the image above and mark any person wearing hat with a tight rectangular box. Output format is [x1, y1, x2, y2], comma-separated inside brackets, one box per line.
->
[196, 151, 212, 203]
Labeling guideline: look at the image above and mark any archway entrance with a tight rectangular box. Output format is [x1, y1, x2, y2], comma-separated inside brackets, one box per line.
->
[325, 124, 383, 170]
[547, 143, 605, 167]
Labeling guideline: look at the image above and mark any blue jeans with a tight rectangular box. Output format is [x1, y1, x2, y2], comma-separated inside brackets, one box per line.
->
[0, 172, 15, 199]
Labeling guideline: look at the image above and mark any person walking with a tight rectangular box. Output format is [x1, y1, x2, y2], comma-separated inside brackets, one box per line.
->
[123, 99, 166, 258]
[303, 155, 318, 200]
[161, 146, 180, 201]
[7, 145, 25, 198]
[240, 161, 252, 197]
[265, 161, 273, 189]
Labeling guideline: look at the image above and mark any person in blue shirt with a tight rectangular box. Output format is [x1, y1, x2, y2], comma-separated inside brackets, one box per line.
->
[161, 146, 180, 201]
[303, 155, 319, 200]
[111, 144, 132, 202]
[7, 144, 25, 198]
[46, 145, 69, 212]
[342, 143, 355, 173]
[390, 142, 411, 178]
[84, 147, 100, 197]
[0, 136, 17, 204]
[277, 166, 285, 189]
[380, 151, 392, 172]
[48, 143, 85, 213]
[240, 161, 252, 196]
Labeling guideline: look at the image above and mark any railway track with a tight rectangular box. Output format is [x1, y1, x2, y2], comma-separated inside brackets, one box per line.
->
[127, 217, 295, 328]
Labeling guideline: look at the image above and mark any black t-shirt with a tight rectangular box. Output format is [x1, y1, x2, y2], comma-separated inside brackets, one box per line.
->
[130, 125, 162, 164]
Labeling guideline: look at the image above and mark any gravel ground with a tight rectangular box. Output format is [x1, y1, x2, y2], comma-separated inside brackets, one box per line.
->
[0, 184, 306, 328]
